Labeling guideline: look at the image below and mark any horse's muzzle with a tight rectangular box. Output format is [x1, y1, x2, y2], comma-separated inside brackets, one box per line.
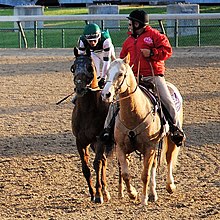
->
[101, 91, 112, 103]
[75, 87, 88, 97]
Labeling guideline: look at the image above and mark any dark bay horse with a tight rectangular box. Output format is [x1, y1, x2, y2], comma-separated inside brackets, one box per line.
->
[101, 54, 183, 205]
[71, 47, 111, 203]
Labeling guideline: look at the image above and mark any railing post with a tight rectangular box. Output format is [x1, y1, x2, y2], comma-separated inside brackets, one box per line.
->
[158, 20, 166, 35]
[40, 29, 43, 48]
[197, 20, 201, 47]
[17, 21, 28, 48]
[101, 20, 104, 30]
[62, 29, 65, 48]
[174, 19, 179, 48]
[34, 21, 38, 48]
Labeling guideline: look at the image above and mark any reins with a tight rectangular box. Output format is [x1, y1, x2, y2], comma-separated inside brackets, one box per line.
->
[56, 92, 74, 105]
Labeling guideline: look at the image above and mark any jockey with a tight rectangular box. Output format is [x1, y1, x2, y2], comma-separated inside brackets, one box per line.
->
[119, 9, 185, 146]
[77, 23, 116, 88]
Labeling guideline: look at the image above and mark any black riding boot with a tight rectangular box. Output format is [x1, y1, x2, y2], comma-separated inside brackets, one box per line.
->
[170, 125, 186, 147]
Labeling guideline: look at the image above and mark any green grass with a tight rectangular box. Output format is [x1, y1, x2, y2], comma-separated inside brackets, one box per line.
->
[0, 5, 220, 48]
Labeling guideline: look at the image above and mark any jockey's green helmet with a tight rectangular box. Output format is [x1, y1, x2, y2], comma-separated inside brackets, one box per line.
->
[83, 23, 101, 41]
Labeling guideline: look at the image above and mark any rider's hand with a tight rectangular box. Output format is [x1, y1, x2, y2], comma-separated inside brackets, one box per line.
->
[98, 77, 105, 89]
[140, 48, 151, 58]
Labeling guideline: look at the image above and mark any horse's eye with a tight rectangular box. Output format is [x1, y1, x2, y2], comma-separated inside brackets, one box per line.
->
[118, 73, 123, 77]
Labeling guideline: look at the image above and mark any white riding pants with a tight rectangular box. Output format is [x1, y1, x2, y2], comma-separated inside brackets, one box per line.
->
[143, 75, 178, 125]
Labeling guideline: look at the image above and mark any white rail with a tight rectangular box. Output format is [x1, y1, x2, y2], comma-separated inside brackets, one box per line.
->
[0, 13, 220, 22]
[1, 13, 220, 22]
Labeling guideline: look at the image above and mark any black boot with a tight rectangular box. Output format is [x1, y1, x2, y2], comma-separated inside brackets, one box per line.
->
[170, 125, 186, 147]
[99, 128, 112, 144]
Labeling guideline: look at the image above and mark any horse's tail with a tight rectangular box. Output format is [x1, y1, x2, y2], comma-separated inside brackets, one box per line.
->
[160, 135, 180, 170]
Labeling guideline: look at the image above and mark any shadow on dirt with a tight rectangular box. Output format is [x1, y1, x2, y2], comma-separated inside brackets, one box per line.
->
[0, 131, 77, 157]
[184, 121, 220, 147]
[0, 121, 219, 158]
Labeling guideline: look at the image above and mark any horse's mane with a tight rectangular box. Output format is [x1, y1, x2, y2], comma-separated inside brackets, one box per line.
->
[91, 62, 98, 89]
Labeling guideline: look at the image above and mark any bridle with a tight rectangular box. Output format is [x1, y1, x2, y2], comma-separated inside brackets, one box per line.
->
[106, 64, 138, 103]
[71, 55, 97, 94]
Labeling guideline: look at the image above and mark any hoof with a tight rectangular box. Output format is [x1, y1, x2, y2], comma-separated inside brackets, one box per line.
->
[128, 189, 138, 200]
[103, 191, 111, 202]
[94, 196, 104, 204]
[148, 194, 158, 202]
[118, 191, 124, 198]
[141, 195, 148, 206]
[91, 195, 95, 202]
[166, 183, 176, 194]
[118, 184, 125, 198]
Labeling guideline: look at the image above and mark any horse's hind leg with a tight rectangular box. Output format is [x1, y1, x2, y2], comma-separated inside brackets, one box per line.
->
[116, 146, 137, 200]
[77, 141, 95, 201]
[93, 143, 110, 204]
[93, 146, 104, 203]
[166, 137, 180, 194]
[118, 161, 125, 198]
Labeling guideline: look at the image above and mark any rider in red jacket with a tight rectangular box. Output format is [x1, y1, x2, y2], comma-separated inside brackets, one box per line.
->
[120, 9, 185, 146]
[120, 25, 172, 77]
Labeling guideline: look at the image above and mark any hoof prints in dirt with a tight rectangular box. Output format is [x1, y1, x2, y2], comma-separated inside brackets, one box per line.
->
[0, 48, 219, 219]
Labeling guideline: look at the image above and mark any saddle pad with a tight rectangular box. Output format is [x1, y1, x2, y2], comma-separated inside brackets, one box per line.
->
[167, 82, 182, 112]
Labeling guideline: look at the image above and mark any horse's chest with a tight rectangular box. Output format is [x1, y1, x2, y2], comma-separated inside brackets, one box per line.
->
[115, 128, 158, 154]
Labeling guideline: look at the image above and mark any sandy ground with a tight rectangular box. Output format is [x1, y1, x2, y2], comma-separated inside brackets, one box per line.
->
[0, 47, 219, 220]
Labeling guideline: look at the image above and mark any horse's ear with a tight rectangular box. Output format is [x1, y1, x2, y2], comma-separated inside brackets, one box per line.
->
[73, 47, 79, 57]
[86, 48, 91, 57]
[123, 53, 130, 64]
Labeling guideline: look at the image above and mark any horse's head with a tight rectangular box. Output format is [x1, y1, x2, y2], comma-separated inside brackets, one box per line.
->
[70, 47, 97, 96]
[101, 53, 131, 102]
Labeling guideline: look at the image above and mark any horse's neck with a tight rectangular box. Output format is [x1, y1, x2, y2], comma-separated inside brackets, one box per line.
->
[77, 91, 99, 111]
[119, 73, 152, 128]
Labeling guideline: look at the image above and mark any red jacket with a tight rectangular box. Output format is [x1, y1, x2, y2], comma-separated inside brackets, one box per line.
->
[120, 26, 172, 77]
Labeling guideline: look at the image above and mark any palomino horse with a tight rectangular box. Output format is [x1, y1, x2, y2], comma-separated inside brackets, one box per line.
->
[71, 47, 111, 203]
[101, 54, 183, 205]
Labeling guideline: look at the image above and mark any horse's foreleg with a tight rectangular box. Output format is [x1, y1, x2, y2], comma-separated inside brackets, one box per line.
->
[101, 156, 111, 202]
[141, 147, 156, 206]
[116, 146, 137, 200]
[166, 138, 180, 194]
[149, 153, 158, 202]
[93, 144, 104, 204]
[77, 143, 95, 201]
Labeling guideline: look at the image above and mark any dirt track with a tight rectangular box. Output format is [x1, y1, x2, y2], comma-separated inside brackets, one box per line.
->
[0, 47, 219, 219]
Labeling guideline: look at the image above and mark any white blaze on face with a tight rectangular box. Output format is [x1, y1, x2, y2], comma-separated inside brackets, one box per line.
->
[101, 62, 119, 102]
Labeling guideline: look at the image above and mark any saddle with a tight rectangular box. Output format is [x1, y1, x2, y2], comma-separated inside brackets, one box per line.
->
[139, 79, 167, 130]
